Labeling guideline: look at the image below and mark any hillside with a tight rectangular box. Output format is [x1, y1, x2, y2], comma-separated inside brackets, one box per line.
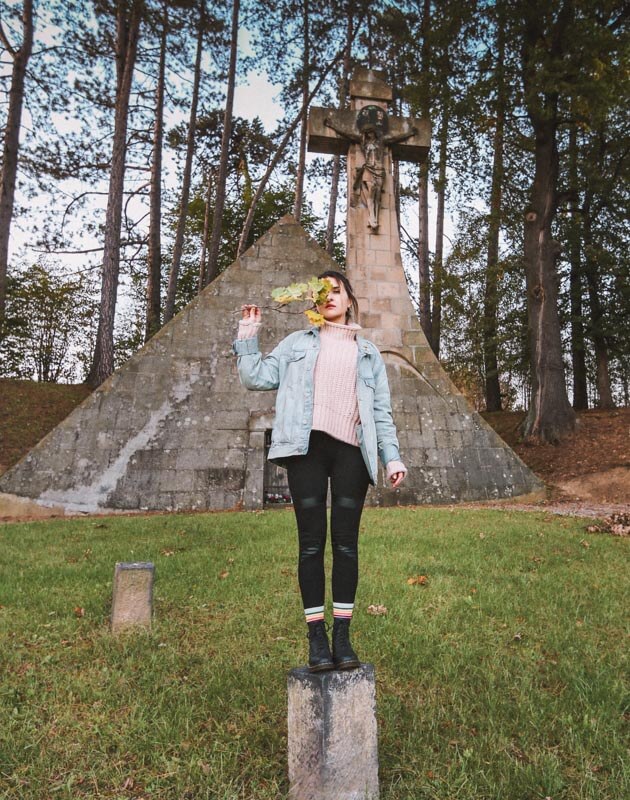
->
[0, 378, 628, 505]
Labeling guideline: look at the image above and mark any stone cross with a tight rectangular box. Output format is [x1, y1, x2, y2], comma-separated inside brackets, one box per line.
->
[308, 67, 432, 360]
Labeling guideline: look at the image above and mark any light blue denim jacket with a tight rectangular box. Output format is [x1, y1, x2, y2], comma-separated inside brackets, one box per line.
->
[233, 328, 402, 484]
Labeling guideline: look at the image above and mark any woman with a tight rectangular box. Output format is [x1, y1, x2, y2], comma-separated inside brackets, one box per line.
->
[233, 271, 406, 671]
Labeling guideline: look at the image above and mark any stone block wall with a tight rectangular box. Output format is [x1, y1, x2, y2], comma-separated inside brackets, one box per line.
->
[0, 216, 542, 513]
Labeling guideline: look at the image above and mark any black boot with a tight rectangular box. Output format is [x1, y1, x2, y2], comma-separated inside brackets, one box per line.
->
[332, 619, 360, 670]
[307, 621, 334, 672]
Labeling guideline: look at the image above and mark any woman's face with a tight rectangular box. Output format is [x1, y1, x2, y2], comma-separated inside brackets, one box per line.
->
[317, 276, 351, 325]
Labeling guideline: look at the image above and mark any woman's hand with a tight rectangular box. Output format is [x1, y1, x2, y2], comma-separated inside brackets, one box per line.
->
[389, 471, 405, 489]
[237, 304, 262, 340]
[241, 304, 261, 323]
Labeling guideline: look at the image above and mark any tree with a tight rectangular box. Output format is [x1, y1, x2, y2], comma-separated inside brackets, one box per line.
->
[203, 0, 239, 288]
[482, 0, 507, 412]
[0, 0, 34, 338]
[145, 1, 168, 342]
[325, 2, 353, 254]
[519, 1, 576, 442]
[164, 0, 209, 323]
[0, 262, 96, 382]
[87, 0, 143, 388]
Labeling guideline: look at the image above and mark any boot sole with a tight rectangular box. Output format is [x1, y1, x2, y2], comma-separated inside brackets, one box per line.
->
[308, 661, 334, 672]
[333, 659, 361, 670]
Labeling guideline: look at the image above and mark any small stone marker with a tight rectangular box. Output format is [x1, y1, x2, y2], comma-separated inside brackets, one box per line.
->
[110, 562, 155, 633]
[287, 664, 379, 800]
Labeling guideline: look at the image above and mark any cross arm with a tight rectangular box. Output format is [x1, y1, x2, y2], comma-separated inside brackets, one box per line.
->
[308, 108, 356, 156]
[308, 106, 431, 163]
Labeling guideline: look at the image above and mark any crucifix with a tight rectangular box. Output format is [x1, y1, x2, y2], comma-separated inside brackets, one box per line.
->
[308, 66, 432, 362]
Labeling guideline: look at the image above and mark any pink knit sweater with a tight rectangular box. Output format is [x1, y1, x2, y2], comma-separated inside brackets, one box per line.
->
[312, 321, 362, 446]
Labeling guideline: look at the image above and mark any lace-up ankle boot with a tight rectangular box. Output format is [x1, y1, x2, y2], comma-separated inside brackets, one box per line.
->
[332, 618, 360, 670]
[307, 621, 334, 672]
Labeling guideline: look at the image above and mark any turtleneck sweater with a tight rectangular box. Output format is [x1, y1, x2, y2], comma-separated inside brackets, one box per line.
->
[312, 320, 361, 446]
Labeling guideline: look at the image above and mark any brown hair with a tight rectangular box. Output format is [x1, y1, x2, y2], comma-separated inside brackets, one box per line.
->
[317, 270, 359, 323]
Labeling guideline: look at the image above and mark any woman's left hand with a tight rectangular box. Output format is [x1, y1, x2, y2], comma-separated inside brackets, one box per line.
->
[389, 471, 405, 489]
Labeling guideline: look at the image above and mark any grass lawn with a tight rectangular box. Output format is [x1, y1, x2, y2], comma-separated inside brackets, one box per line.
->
[0, 507, 627, 799]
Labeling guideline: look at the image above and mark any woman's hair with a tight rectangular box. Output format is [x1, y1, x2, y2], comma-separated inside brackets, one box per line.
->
[317, 270, 359, 323]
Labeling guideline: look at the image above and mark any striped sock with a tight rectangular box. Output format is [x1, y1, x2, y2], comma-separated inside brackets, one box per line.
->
[304, 605, 325, 624]
[333, 601, 354, 620]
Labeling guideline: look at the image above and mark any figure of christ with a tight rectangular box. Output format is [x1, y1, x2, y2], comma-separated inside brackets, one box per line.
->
[324, 116, 417, 232]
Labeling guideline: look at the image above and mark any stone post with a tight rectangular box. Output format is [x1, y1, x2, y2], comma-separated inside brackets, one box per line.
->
[111, 562, 155, 633]
[287, 664, 379, 800]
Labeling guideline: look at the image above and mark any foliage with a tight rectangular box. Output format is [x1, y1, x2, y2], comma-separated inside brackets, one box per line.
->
[271, 276, 332, 326]
[0, 0, 627, 405]
[0, 263, 97, 382]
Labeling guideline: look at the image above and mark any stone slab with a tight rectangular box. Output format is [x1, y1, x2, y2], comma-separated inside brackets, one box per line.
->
[288, 664, 379, 800]
[111, 562, 154, 633]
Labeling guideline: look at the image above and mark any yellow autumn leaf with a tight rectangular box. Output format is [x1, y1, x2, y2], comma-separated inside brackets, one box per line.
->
[305, 309, 326, 326]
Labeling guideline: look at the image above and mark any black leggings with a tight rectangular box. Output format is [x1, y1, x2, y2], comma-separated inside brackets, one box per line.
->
[285, 431, 371, 610]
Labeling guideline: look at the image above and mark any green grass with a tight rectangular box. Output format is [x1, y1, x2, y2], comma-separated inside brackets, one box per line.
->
[0, 508, 628, 799]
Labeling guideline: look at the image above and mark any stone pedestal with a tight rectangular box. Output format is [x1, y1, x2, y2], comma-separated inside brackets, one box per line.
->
[287, 664, 379, 800]
[111, 562, 154, 633]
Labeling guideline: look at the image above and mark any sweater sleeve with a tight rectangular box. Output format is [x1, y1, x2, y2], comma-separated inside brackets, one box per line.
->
[237, 319, 262, 340]
[386, 460, 407, 479]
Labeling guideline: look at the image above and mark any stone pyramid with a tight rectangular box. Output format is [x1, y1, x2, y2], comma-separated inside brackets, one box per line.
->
[0, 216, 542, 514]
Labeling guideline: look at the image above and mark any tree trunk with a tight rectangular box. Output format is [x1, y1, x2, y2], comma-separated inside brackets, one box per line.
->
[87, 0, 142, 388]
[0, 0, 34, 337]
[430, 106, 448, 358]
[204, 0, 239, 288]
[418, 161, 431, 338]
[292, 0, 309, 223]
[417, 0, 431, 340]
[521, 118, 575, 441]
[325, 4, 353, 255]
[520, 4, 575, 442]
[198, 169, 214, 289]
[567, 121, 588, 409]
[164, 0, 205, 322]
[483, 8, 505, 412]
[583, 196, 615, 408]
[145, 3, 167, 343]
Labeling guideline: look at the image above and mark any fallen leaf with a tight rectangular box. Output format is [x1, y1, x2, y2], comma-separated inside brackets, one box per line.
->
[478, 532, 486, 540]
[580, 539, 590, 548]
[160, 548, 175, 557]
[407, 575, 428, 586]
[367, 604, 388, 616]
[121, 776, 134, 790]
[513, 632, 523, 642]
[74, 606, 84, 618]
[219, 570, 229, 579]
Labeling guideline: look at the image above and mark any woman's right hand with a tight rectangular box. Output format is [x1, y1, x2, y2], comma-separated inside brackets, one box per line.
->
[237, 304, 262, 340]
[241, 304, 262, 323]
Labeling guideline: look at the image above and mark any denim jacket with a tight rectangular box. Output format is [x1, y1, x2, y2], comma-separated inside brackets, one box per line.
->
[233, 328, 402, 484]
